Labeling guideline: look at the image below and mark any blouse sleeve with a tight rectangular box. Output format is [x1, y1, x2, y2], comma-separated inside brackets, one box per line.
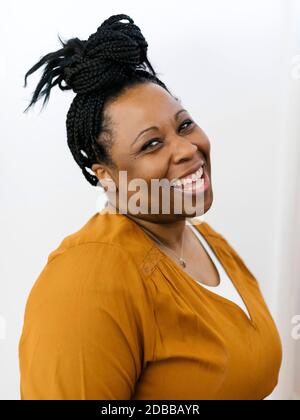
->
[18, 243, 154, 400]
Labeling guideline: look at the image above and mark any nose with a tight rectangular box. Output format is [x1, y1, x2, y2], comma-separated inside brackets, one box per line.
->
[171, 136, 199, 164]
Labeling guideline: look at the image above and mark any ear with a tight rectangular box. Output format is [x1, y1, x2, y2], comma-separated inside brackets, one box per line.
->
[91, 163, 116, 190]
[92, 163, 108, 182]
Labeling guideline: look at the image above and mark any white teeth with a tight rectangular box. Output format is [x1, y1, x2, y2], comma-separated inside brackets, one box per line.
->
[171, 165, 204, 188]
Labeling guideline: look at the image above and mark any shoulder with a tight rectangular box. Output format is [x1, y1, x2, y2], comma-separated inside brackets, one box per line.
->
[26, 210, 168, 315]
[191, 217, 230, 245]
[46, 210, 154, 269]
[23, 231, 156, 344]
[193, 217, 244, 262]
[194, 218, 258, 284]
[31, 241, 148, 306]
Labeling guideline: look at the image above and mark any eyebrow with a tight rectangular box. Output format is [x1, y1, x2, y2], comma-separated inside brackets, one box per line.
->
[131, 109, 188, 146]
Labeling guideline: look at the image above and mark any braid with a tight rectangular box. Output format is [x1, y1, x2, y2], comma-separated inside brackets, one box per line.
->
[23, 13, 173, 186]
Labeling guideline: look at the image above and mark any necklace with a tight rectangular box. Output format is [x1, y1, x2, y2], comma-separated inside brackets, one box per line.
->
[126, 214, 187, 268]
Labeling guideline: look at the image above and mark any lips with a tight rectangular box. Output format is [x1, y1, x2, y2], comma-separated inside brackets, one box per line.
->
[170, 161, 205, 187]
[172, 166, 209, 194]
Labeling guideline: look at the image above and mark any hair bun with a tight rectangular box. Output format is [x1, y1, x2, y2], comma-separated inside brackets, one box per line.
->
[23, 14, 157, 112]
[87, 14, 148, 66]
[63, 14, 150, 94]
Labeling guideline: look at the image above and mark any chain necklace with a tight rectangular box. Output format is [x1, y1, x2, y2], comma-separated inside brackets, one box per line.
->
[125, 214, 187, 268]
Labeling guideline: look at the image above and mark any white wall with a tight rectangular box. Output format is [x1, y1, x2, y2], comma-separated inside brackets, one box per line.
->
[0, 0, 299, 399]
[268, 0, 300, 400]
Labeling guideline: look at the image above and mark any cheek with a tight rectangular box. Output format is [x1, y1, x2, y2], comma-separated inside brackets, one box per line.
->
[128, 158, 169, 183]
[117, 160, 169, 203]
[199, 130, 211, 150]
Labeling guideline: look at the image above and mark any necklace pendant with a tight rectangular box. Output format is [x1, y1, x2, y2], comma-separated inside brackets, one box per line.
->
[179, 258, 186, 268]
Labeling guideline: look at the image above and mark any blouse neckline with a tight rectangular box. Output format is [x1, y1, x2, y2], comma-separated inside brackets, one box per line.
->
[123, 214, 257, 329]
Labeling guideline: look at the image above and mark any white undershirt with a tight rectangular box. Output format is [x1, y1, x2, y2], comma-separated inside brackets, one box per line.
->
[186, 221, 251, 320]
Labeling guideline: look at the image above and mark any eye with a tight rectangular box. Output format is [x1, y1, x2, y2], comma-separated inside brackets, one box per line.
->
[179, 119, 194, 131]
[140, 119, 195, 152]
[140, 138, 161, 152]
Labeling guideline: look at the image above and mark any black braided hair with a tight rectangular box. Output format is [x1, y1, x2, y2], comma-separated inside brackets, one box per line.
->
[23, 14, 175, 186]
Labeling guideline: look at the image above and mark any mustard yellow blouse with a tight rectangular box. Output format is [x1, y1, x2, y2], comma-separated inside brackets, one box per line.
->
[19, 210, 282, 400]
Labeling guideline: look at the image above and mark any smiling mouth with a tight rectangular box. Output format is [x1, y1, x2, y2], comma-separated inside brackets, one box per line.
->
[170, 166, 204, 189]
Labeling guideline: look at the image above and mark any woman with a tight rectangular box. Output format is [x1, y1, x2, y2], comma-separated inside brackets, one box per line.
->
[19, 13, 282, 400]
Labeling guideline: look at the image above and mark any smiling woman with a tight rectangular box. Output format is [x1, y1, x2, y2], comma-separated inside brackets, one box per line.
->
[19, 13, 282, 400]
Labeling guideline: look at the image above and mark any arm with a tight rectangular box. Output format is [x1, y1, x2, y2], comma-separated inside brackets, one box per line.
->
[19, 243, 154, 400]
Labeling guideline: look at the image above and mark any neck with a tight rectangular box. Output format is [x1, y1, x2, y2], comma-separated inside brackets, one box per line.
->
[128, 214, 187, 251]
[105, 200, 187, 251]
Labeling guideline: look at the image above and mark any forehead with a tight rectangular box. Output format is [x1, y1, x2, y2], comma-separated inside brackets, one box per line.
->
[106, 83, 183, 134]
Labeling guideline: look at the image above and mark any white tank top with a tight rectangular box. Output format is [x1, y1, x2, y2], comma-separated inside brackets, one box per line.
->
[186, 221, 251, 320]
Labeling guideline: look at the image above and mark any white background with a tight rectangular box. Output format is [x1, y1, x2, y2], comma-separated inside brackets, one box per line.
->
[0, 0, 299, 400]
